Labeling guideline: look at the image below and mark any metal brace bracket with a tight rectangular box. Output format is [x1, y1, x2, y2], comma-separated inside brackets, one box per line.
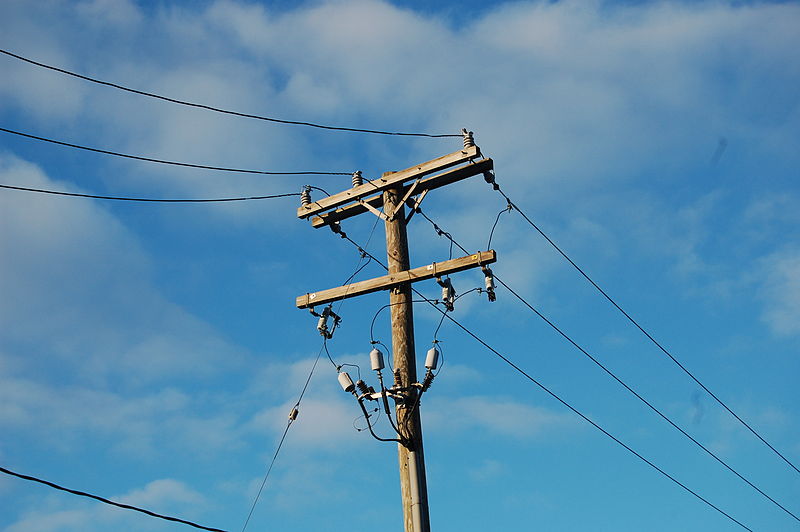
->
[404, 189, 429, 225]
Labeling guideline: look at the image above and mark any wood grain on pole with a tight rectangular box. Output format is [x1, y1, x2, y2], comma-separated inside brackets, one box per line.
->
[384, 186, 431, 532]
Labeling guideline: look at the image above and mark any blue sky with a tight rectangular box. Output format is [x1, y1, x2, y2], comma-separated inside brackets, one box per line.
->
[1, 0, 799, 531]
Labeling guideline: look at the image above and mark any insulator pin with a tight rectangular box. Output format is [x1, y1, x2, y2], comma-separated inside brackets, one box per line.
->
[462, 128, 475, 149]
[300, 185, 311, 206]
[422, 371, 435, 392]
[483, 266, 496, 302]
[352, 171, 363, 187]
[356, 379, 370, 395]
[437, 277, 455, 311]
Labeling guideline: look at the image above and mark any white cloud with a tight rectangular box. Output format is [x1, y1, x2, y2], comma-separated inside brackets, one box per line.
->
[0, 155, 247, 386]
[5, 478, 207, 532]
[759, 248, 800, 336]
[426, 395, 575, 439]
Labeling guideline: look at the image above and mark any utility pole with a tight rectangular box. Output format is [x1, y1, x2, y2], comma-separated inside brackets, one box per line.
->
[384, 184, 430, 531]
[296, 131, 496, 532]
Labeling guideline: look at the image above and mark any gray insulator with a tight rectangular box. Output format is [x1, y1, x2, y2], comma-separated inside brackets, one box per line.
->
[425, 346, 439, 370]
[462, 128, 475, 149]
[352, 171, 363, 187]
[338, 372, 355, 393]
[356, 379, 370, 395]
[370, 347, 385, 371]
[300, 186, 311, 206]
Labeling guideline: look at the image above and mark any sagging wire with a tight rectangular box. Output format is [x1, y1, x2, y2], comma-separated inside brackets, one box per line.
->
[331, 228, 757, 532]
[487, 200, 513, 250]
[243, 226, 379, 530]
[241, 336, 327, 532]
[416, 208, 800, 524]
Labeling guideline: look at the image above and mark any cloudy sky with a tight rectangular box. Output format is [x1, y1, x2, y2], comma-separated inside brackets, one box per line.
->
[1, 0, 799, 530]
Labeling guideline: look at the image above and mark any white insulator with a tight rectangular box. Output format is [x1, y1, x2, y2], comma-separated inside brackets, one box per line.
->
[317, 306, 330, 335]
[370, 347, 385, 371]
[352, 171, 363, 187]
[300, 186, 311, 206]
[484, 267, 495, 291]
[462, 128, 475, 149]
[338, 372, 355, 393]
[425, 346, 440, 370]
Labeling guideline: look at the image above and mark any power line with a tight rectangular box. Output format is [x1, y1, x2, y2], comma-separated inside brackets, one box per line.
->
[483, 175, 800, 477]
[332, 230, 754, 532]
[417, 209, 799, 522]
[239, 340, 327, 532]
[0, 49, 460, 139]
[0, 465, 227, 532]
[0, 127, 350, 176]
[240, 246, 379, 531]
[0, 183, 300, 203]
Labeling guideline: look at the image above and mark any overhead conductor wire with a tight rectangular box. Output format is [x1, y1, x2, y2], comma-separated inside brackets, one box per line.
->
[0, 465, 226, 532]
[417, 208, 799, 523]
[329, 228, 753, 531]
[0, 49, 460, 138]
[0, 184, 300, 203]
[484, 174, 800, 477]
[0, 127, 351, 175]
[240, 216, 380, 531]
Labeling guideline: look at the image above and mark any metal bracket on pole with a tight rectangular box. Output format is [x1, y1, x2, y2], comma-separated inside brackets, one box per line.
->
[405, 189, 429, 225]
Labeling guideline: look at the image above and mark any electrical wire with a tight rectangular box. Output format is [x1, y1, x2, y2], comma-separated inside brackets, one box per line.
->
[0, 183, 300, 203]
[242, 234, 380, 530]
[485, 176, 800, 477]
[369, 300, 431, 344]
[334, 232, 754, 531]
[418, 210, 800, 522]
[0, 465, 226, 532]
[0, 49, 460, 139]
[240, 336, 328, 532]
[487, 201, 512, 250]
[0, 127, 350, 175]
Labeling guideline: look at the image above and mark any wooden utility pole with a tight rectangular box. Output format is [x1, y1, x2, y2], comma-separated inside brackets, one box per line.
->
[296, 135, 495, 532]
[384, 185, 430, 531]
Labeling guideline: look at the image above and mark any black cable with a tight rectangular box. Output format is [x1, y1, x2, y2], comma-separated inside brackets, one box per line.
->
[487, 201, 512, 250]
[431, 288, 480, 341]
[0, 49, 460, 139]
[0, 183, 300, 203]
[488, 179, 800, 477]
[240, 337, 327, 531]
[0, 127, 350, 175]
[240, 420, 292, 532]
[437, 313, 755, 532]
[334, 233, 754, 531]
[420, 210, 800, 522]
[369, 300, 430, 343]
[0, 465, 226, 532]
